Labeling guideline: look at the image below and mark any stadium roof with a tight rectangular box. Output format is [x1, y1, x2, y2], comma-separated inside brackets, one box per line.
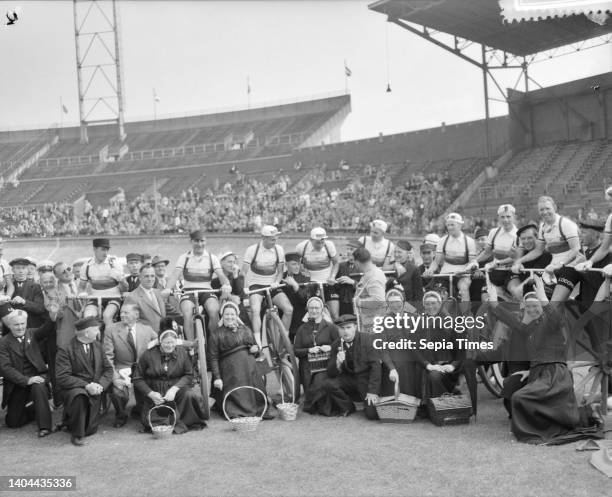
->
[368, 0, 612, 57]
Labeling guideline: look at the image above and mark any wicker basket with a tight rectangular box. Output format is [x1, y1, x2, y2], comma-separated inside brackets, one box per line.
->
[427, 393, 472, 426]
[222, 386, 267, 432]
[148, 405, 176, 439]
[308, 350, 331, 374]
[375, 381, 420, 423]
[277, 369, 299, 421]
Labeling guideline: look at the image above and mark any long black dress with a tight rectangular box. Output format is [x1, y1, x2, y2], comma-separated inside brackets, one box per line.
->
[379, 315, 423, 398]
[293, 319, 339, 410]
[490, 303, 581, 444]
[133, 346, 206, 434]
[209, 324, 266, 418]
[415, 310, 464, 400]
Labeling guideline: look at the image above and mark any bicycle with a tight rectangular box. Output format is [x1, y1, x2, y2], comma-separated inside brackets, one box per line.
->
[173, 288, 223, 420]
[245, 284, 301, 403]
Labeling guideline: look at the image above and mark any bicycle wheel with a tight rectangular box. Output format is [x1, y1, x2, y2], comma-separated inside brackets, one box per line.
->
[264, 311, 301, 402]
[477, 363, 504, 398]
[194, 315, 210, 419]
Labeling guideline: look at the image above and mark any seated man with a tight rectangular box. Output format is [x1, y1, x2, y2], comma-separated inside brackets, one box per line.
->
[104, 303, 157, 427]
[8, 257, 46, 330]
[0, 308, 53, 437]
[56, 317, 113, 446]
[124, 265, 168, 332]
[305, 314, 380, 420]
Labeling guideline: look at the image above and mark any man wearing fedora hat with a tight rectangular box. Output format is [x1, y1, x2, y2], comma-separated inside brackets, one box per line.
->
[151, 255, 170, 290]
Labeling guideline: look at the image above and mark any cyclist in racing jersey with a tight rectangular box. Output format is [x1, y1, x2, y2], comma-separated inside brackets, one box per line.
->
[242, 225, 293, 348]
[358, 219, 396, 271]
[163, 230, 231, 341]
[423, 213, 477, 306]
[296, 227, 340, 320]
[468, 204, 518, 293]
[511, 196, 581, 302]
[77, 238, 124, 329]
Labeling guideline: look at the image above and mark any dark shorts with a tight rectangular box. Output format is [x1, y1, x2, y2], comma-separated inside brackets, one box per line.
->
[554, 266, 581, 291]
[312, 283, 339, 302]
[85, 297, 121, 311]
[180, 290, 218, 307]
[489, 269, 513, 288]
[248, 284, 282, 299]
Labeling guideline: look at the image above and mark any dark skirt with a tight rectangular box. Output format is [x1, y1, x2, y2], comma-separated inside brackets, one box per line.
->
[511, 363, 580, 444]
[380, 361, 423, 398]
[213, 348, 266, 419]
[301, 370, 328, 412]
[141, 386, 206, 434]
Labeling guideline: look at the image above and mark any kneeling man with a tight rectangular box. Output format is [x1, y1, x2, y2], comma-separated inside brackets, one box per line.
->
[0, 308, 53, 436]
[306, 314, 381, 419]
[56, 317, 113, 446]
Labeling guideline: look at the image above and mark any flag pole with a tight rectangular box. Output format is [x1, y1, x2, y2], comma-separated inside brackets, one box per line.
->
[153, 88, 157, 121]
[247, 76, 251, 109]
[344, 59, 348, 93]
[59, 96, 63, 131]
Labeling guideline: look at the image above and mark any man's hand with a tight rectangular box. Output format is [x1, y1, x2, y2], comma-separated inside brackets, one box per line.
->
[326, 279, 336, 287]
[465, 261, 479, 272]
[575, 260, 593, 272]
[365, 393, 379, 406]
[0, 293, 10, 303]
[336, 350, 345, 368]
[426, 363, 443, 373]
[27, 376, 45, 385]
[148, 391, 165, 406]
[389, 369, 399, 383]
[113, 377, 127, 390]
[484, 261, 497, 271]
[220, 284, 232, 300]
[163, 386, 179, 402]
[249, 344, 259, 355]
[270, 282, 279, 290]
[510, 263, 523, 274]
[85, 382, 103, 396]
[511, 370, 530, 382]
[11, 296, 25, 305]
[283, 275, 299, 291]
[213, 379, 223, 391]
[336, 276, 355, 286]
[422, 267, 434, 277]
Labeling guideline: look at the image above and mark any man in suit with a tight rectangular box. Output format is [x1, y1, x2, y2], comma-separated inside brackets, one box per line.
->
[8, 258, 46, 330]
[103, 302, 157, 427]
[151, 255, 170, 290]
[56, 316, 113, 446]
[119, 253, 143, 293]
[0, 308, 53, 436]
[387, 240, 422, 312]
[317, 314, 381, 420]
[124, 265, 168, 332]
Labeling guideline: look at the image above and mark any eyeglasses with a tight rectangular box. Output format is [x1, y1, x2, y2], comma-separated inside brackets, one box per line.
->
[61, 267, 72, 274]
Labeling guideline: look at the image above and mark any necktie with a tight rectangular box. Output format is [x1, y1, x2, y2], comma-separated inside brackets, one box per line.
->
[127, 328, 137, 362]
[18, 337, 25, 353]
[148, 290, 160, 313]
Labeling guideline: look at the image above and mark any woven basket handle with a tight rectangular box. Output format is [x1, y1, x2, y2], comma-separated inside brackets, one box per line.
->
[222, 385, 268, 422]
[278, 367, 295, 405]
[147, 404, 176, 431]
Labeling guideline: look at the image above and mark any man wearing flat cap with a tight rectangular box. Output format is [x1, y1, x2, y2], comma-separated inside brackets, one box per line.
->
[335, 239, 362, 316]
[0, 308, 54, 437]
[8, 258, 46, 331]
[78, 238, 124, 329]
[56, 316, 113, 446]
[388, 240, 422, 309]
[119, 253, 144, 293]
[212, 251, 251, 328]
[281, 251, 313, 341]
[358, 219, 396, 271]
[306, 314, 380, 420]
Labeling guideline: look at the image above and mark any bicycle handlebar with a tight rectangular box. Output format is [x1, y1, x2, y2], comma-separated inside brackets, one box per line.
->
[245, 283, 287, 296]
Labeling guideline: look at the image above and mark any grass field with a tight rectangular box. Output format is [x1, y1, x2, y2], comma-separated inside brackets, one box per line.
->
[1, 381, 610, 497]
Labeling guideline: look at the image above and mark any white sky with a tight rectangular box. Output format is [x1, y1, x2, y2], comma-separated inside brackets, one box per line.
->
[0, 0, 610, 140]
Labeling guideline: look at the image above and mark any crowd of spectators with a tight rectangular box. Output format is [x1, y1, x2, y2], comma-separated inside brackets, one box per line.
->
[0, 165, 460, 239]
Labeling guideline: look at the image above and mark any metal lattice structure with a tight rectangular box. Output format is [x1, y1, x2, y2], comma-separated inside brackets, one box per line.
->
[369, 0, 612, 160]
[73, 0, 126, 143]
